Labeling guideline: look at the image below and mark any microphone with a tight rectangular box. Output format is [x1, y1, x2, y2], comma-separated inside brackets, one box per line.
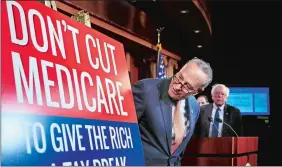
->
[208, 117, 220, 136]
[215, 118, 238, 137]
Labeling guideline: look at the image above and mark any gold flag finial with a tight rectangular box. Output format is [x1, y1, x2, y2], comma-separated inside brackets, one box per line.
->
[156, 27, 164, 50]
[71, 10, 91, 28]
[38, 0, 57, 10]
[156, 27, 164, 44]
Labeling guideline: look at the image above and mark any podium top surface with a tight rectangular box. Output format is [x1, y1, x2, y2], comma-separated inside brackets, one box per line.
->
[184, 137, 258, 155]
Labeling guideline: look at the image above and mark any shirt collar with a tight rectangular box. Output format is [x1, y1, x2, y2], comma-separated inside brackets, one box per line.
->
[213, 103, 225, 111]
[173, 99, 186, 107]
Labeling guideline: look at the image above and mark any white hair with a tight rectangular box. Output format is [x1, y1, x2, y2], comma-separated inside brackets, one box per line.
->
[185, 57, 213, 88]
[211, 84, 230, 97]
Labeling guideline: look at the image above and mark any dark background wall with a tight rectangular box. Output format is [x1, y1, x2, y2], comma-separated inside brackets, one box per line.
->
[180, 1, 282, 165]
[211, 2, 282, 165]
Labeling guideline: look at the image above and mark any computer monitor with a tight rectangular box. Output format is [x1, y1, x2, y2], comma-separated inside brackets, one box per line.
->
[227, 87, 270, 115]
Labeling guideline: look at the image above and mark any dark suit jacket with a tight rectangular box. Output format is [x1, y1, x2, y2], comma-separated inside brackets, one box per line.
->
[132, 78, 200, 166]
[195, 103, 243, 138]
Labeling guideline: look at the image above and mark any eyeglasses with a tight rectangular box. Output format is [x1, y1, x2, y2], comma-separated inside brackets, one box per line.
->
[173, 75, 198, 94]
[213, 92, 227, 97]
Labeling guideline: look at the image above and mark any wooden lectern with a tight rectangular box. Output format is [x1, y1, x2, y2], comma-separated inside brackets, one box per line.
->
[181, 137, 258, 166]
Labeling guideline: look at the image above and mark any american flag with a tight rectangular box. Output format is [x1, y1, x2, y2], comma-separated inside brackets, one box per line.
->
[156, 49, 166, 78]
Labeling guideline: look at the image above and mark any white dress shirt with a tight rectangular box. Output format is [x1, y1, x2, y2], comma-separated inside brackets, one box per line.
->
[209, 103, 225, 137]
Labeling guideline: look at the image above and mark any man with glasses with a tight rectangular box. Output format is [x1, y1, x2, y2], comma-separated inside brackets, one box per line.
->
[195, 84, 242, 138]
[132, 57, 213, 166]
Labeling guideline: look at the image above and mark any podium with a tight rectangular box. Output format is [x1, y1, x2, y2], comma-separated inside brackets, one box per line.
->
[181, 137, 258, 166]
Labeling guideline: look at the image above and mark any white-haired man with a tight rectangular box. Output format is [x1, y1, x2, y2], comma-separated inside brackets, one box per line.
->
[195, 84, 242, 138]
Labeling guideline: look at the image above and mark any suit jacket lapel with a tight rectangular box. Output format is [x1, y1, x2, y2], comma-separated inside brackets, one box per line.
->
[186, 98, 194, 135]
[159, 100, 172, 154]
[205, 104, 213, 136]
[158, 78, 173, 155]
[222, 104, 230, 135]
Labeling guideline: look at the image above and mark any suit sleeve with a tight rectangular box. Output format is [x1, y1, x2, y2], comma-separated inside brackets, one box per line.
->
[193, 106, 203, 138]
[234, 109, 243, 136]
[131, 81, 146, 120]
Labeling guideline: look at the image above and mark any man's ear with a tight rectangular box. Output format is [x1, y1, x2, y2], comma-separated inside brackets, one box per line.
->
[193, 87, 204, 96]
[197, 87, 204, 93]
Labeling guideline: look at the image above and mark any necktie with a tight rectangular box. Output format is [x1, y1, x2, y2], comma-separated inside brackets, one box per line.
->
[211, 107, 220, 137]
[171, 101, 185, 154]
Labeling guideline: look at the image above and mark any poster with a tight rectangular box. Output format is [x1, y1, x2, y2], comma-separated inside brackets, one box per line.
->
[1, 1, 145, 166]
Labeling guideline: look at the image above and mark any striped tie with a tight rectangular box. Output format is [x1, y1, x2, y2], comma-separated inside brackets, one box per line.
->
[171, 101, 184, 154]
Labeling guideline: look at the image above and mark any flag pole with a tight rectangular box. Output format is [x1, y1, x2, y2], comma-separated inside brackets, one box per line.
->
[156, 27, 164, 49]
[156, 27, 164, 78]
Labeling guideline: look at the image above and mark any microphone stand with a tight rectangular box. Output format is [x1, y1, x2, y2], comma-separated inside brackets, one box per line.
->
[215, 118, 239, 137]
[208, 117, 221, 137]
[222, 122, 239, 137]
